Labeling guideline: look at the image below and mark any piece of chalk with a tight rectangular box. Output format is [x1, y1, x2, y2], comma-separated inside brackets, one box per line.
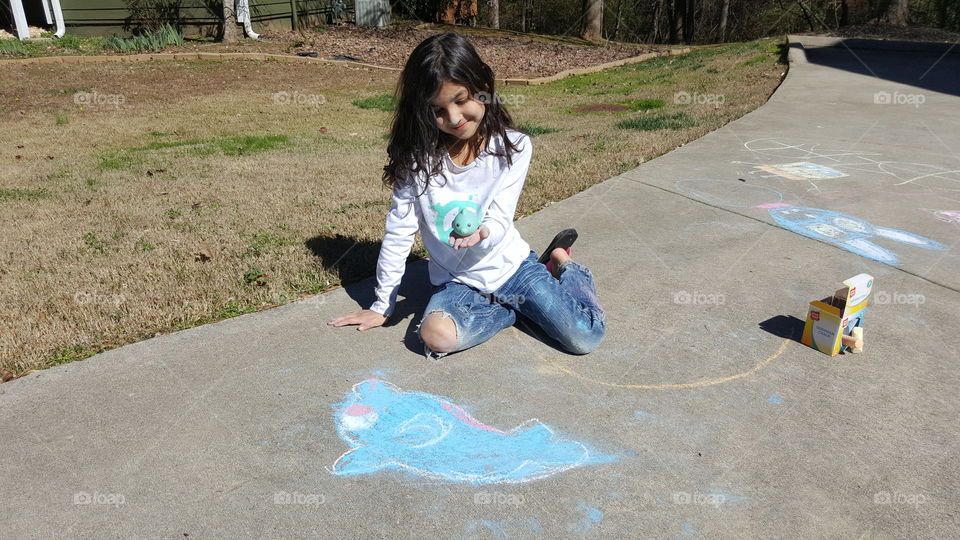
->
[841, 328, 864, 353]
[851, 327, 863, 353]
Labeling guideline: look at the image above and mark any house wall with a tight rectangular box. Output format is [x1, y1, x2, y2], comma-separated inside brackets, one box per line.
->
[3, 1, 345, 38]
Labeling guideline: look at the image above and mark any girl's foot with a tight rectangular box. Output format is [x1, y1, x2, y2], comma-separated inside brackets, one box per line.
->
[547, 247, 572, 279]
[537, 229, 578, 265]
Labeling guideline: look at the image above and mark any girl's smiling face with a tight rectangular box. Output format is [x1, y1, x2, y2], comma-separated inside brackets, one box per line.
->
[431, 80, 486, 143]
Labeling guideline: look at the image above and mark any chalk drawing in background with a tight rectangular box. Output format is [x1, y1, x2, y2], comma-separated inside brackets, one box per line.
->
[755, 162, 848, 181]
[675, 179, 947, 265]
[330, 378, 616, 484]
[761, 203, 946, 265]
[736, 138, 960, 193]
[674, 178, 784, 208]
[922, 209, 960, 225]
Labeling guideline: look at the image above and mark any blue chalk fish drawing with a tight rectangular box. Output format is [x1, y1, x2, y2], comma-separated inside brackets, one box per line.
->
[330, 378, 617, 484]
[759, 203, 946, 265]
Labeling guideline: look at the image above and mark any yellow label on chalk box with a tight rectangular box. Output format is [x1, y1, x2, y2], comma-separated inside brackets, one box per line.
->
[801, 274, 873, 356]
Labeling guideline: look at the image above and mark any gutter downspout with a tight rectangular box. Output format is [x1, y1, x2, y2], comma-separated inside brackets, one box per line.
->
[41, 0, 52, 24]
[10, 0, 30, 40]
[49, 0, 66, 38]
[237, 0, 260, 39]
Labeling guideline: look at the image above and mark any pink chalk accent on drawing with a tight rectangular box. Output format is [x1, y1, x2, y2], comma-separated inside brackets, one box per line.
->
[441, 401, 508, 434]
[346, 404, 374, 416]
[756, 203, 791, 209]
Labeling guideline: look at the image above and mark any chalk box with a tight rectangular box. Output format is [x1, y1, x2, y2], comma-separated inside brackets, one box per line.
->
[801, 273, 873, 356]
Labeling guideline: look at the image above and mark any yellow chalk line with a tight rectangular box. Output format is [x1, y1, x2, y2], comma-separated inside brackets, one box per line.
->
[548, 338, 791, 390]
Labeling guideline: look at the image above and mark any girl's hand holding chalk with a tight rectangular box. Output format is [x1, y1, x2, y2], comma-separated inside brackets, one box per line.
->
[450, 225, 489, 250]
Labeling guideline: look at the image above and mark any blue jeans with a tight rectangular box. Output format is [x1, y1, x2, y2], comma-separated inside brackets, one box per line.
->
[416, 250, 606, 359]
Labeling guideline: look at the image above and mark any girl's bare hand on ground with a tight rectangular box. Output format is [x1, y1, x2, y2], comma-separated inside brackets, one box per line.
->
[327, 310, 387, 331]
[450, 225, 489, 250]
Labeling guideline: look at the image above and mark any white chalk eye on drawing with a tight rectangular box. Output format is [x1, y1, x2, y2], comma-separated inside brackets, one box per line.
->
[833, 217, 868, 233]
[806, 223, 845, 239]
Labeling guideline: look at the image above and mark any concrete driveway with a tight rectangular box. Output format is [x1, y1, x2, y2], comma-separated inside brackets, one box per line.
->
[2, 37, 958, 538]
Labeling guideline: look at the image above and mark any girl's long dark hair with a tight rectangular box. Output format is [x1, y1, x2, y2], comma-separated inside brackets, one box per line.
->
[383, 32, 522, 197]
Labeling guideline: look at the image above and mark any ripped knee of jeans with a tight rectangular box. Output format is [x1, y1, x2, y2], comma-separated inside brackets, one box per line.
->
[417, 310, 457, 360]
[415, 310, 455, 338]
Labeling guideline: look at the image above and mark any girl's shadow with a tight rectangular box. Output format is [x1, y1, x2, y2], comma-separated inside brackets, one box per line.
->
[305, 233, 432, 354]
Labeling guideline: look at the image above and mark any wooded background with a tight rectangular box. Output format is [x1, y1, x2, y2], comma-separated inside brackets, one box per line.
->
[4, 0, 958, 43]
[470, 0, 960, 43]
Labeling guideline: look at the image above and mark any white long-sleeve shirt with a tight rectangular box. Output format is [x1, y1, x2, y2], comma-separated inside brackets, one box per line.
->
[369, 129, 533, 317]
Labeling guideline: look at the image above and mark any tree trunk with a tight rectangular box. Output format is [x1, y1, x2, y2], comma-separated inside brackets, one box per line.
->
[719, 0, 729, 42]
[652, 0, 664, 42]
[669, 0, 681, 44]
[887, 0, 909, 25]
[613, 0, 623, 42]
[489, 0, 499, 28]
[581, 0, 603, 40]
[796, 0, 817, 32]
[682, 0, 695, 43]
[221, 0, 239, 43]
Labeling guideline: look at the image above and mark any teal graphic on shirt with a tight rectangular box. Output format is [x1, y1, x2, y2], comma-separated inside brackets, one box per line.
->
[432, 195, 481, 246]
